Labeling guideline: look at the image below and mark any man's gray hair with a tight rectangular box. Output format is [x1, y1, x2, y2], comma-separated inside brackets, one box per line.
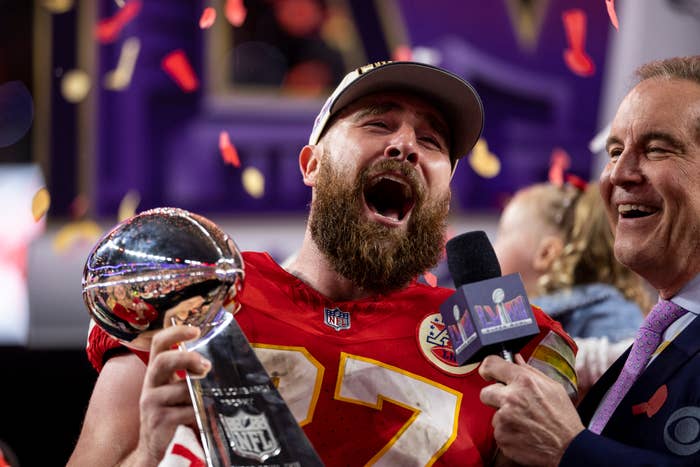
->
[636, 55, 700, 85]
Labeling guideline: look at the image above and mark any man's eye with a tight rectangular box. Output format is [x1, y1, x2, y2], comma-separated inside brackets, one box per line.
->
[647, 147, 672, 160]
[420, 136, 441, 149]
[608, 148, 622, 160]
[366, 121, 388, 129]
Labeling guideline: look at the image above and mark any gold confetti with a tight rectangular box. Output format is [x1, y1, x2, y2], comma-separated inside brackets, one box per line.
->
[104, 37, 141, 91]
[52, 220, 103, 253]
[117, 189, 141, 222]
[469, 138, 501, 178]
[31, 187, 51, 222]
[61, 69, 91, 103]
[242, 167, 265, 198]
[42, 0, 74, 13]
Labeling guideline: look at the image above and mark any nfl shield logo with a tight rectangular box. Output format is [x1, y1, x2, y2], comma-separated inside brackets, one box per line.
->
[219, 411, 281, 462]
[324, 307, 351, 331]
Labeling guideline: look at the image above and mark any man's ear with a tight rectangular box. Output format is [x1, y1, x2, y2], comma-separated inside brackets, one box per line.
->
[299, 144, 321, 187]
[533, 234, 564, 273]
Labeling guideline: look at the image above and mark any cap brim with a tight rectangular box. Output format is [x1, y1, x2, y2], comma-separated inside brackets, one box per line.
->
[328, 62, 484, 164]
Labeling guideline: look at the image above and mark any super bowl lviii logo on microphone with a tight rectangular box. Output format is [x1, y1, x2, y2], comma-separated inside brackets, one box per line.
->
[475, 289, 532, 334]
[440, 273, 539, 366]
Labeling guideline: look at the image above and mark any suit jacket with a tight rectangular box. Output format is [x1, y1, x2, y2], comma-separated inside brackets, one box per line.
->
[561, 315, 700, 466]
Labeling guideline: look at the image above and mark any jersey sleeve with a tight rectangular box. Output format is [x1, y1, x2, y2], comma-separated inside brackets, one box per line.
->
[86, 320, 149, 372]
[521, 305, 579, 401]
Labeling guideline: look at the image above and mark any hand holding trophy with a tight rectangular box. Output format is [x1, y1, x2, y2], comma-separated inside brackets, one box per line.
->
[82, 207, 323, 466]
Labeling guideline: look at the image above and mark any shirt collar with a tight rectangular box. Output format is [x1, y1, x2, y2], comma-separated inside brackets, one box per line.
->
[669, 273, 700, 316]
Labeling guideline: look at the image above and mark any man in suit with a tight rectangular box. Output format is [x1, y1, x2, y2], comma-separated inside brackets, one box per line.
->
[479, 55, 700, 466]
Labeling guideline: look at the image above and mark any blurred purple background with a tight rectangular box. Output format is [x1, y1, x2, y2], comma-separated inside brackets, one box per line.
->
[85, 0, 608, 217]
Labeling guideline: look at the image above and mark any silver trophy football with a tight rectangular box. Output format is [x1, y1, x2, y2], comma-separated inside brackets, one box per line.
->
[82, 207, 323, 466]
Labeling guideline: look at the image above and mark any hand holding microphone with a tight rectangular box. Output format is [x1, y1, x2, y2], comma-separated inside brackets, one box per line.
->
[437, 232, 585, 465]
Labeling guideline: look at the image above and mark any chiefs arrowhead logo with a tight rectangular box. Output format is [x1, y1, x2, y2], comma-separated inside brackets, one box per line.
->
[416, 312, 479, 376]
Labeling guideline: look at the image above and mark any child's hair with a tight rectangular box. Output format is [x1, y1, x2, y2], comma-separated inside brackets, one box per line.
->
[536, 182, 653, 311]
[523, 182, 581, 235]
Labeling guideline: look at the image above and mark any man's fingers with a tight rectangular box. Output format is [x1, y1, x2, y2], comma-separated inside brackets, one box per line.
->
[141, 380, 194, 408]
[151, 325, 200, 355]
[145, 325, 211, 387]
[142, 402, 198, 433]
[480, 381, 507, 409]
[479, 354, 545, 409]
[146, 348, 211, 387]
[478, 355, 523, 384]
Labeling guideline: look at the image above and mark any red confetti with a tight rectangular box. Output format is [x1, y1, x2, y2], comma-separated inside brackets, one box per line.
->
[392, 45, 413, 61]
[605, 0, 619, 31]
[199, 7, 217, 29]
[562, 9, 595, 77]
[225, 0, 247, 27]
[548, 147, 571, 187]
[565, 174, 588, 191]
[632, 385, 667, 417]
[219, 131, 241, 168]
[423, 272, 438, 288]
[95, 0, 142, 44]
[161, 50, 200, 92]
[70, 193, 90, 220]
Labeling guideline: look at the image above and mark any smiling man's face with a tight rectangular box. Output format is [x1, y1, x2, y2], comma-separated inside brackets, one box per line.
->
[600, 78, 700, 296]
[308, 91, 453, 293]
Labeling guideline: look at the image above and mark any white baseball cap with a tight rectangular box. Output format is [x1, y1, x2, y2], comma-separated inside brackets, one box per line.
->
[308, 61, 484, 172]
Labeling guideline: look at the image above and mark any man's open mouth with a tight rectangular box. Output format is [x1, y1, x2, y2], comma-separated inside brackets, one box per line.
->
[364, 175, 416, 222]
[618, 204, 658, 219]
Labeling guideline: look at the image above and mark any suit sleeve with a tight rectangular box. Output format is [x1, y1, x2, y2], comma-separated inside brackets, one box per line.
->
[561, 429, 697, 466]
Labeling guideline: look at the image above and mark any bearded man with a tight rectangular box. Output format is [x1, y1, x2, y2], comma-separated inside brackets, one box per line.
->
[68, 61, 575, 467]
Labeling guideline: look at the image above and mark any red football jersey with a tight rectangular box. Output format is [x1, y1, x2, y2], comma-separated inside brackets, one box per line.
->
[88, 251, 576, 466]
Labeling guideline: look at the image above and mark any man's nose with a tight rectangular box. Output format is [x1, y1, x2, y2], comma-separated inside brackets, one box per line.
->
[384, 127, 418, 164]
[608, 150, 644, 186]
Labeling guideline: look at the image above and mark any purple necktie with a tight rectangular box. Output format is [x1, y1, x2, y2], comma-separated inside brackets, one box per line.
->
[589, 299, 687, 434]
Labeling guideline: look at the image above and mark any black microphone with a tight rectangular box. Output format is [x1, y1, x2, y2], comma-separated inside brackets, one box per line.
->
[439, 231, 540, 364]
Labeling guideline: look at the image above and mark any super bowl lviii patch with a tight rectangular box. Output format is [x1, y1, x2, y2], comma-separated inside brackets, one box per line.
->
[527, 331, 578, 401]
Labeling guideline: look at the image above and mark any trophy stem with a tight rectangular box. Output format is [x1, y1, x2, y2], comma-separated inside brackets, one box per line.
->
[186, 372, 230, 466]
[182, 311, 323, 466]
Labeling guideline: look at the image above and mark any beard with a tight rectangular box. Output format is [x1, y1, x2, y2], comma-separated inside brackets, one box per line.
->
[309, 155, 450, 295]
